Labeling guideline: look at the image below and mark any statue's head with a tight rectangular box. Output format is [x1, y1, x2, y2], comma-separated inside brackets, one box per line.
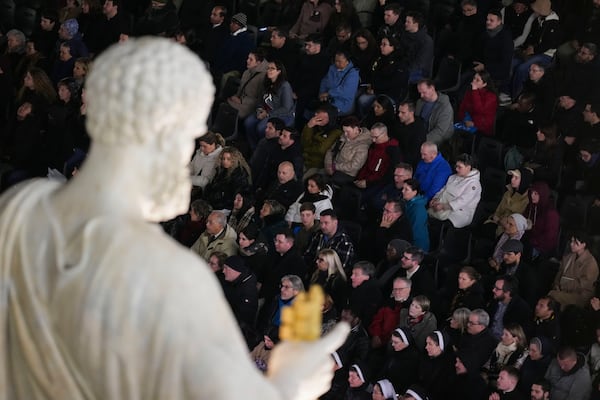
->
[85, 38, 214, 221]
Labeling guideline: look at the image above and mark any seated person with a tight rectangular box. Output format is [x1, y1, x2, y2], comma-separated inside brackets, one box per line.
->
[511, 1, 560, 97]
[523, 123, 564, 188]
[226, 49, 268, 119]
[189, 132, 225, 196]
[253, 126, 304, 193]
[244, 60, 295, 150]
[497, 91, 541, 151]
[522, 181, 559, 259]
[369, 276, 412, 350]
[399, 11, 434, 84]
[353, 123, 400, 200]
[228, 190, 257, 234]
[293, 202, 321, 254]
[397, 101, 427, 168]
[250, 117, 284, 186]
[301, 104, 342, 176]
[397, 295, 437, 351]
[377, 328, 419, 393]
[428, 153, 482, 229]
[257, 161, 303, 210]
[415, 79, 454, 145]
[323, 116, 371, 187]
[356, 36, 407, 117]
[456, 70, 498, 137]
[317, 50, 359, 116]
[292, 34, 331, 127]
[548, 232, 599, 309]
[401, 178, 430, 251]
[192, 211, 239, 259]
[478, 168, 532, 239]
[414, 142, 452, 201]
[204, 146, 252, 211]
[482, 323, 528, 386]
[285, 173, 333, 225]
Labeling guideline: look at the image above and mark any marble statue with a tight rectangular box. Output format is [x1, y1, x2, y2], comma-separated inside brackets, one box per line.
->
[0, 38, 349, 399]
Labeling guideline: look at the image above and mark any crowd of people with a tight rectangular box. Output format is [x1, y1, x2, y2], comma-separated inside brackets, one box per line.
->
[2, 0, 600, 399]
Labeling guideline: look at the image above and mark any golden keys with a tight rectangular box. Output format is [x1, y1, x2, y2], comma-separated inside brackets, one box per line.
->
[280, 285, 325, 341]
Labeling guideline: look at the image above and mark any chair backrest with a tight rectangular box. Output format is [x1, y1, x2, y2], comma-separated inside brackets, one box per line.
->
[434, 56, 462, 93]
[0, 0, 16, 29]
[15, 5, 36, 36]
[559, 195, 589, 231]
[476, 137, 504, 173]
[210, 102, 239, 140]
[339, 219, 362, 249]
[481, 167, 507, 203]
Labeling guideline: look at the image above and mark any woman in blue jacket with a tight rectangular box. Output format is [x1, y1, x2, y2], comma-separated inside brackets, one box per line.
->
[402, 178, 430, 251]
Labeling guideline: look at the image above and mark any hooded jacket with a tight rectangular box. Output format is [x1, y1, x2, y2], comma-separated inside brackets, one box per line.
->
[524, 181, 559, 255]
[491, 168, 532, 226]
[428, 169, 482, 228]
[324, 127, 372, 178]
[544, 352, 592, 400]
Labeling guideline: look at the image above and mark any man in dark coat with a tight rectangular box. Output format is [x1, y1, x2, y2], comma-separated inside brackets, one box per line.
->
[488, 275, 532, 340]
[259, 229, 307, 301]
[458, 308, 498, 369]
[221, 255, 258, 347]
[348, 261, 383, 327]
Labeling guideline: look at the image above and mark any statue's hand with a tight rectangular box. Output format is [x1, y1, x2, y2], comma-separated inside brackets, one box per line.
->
[267, 323, 350, 400]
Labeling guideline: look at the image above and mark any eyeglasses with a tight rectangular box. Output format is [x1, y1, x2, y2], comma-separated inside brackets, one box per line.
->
[280, 284, 294, 290]
[371, 131, 384, 141]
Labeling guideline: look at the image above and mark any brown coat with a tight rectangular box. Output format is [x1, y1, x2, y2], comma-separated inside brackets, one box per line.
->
[549, 249, 599, 308]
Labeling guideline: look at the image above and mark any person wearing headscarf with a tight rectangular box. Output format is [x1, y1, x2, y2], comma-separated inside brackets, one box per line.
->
[372, 379, 397, 400]
[481, 168, 533, 238]
[487, 213, 529, 273]
[518, 336, 553, 393]
[417, 330, 455, 400]
[344, 363, 371, 400]
[378, 328, 419, 393]
[403, 385, 430, 400]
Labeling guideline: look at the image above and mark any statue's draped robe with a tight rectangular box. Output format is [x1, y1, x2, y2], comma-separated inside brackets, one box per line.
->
[0, 179, 268, 399]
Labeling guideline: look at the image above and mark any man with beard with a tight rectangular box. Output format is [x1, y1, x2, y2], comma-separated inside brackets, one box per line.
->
[0, 38, 348, 400]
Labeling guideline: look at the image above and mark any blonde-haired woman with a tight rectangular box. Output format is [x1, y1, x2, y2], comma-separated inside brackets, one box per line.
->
[484, 323, 528, 387]
[311, 249, 348, 313]
[204, 146, 251, 211]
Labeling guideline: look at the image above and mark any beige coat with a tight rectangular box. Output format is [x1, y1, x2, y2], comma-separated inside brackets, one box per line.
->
[323, 127, 371, 178]
[549, 249, 599, 308]
[192, 224, 239, 260]
[227, 60, 267, 118]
